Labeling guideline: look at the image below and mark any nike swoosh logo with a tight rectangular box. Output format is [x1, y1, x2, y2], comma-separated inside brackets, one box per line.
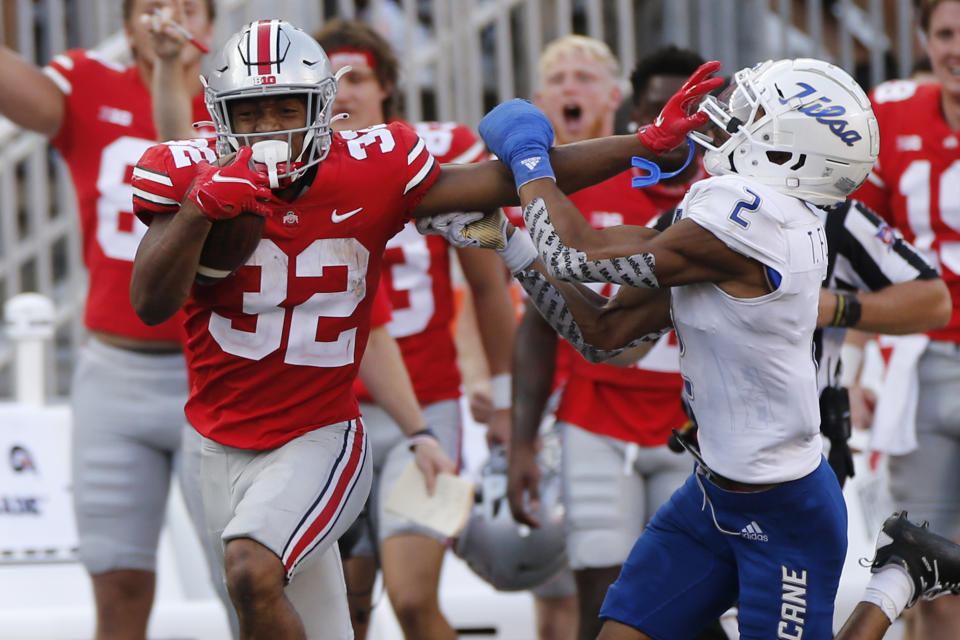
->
[210, 172, 258, 188]
[331, 207, 363, 223]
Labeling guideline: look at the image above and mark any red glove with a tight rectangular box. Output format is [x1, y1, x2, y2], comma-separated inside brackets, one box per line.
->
[638, 60, 724, 154]
[188, 147, 276, 220]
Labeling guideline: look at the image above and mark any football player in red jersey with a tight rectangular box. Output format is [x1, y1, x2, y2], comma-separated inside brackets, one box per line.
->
[313, 19, 517, 640]
[0, 2, 228, 639]
[851, 1, 960, 637]
[508, 39, 713, 640]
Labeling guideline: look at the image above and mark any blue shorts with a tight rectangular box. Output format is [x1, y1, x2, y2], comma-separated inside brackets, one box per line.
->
[600, 458, 847, 640]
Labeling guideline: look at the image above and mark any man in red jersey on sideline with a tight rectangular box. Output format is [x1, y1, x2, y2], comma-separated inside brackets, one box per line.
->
[0, 2, 230, 638]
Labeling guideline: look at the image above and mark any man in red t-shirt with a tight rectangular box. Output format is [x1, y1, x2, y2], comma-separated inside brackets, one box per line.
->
[313, 20, 516, 640]
[0, 1, 225, 637]
[851, 2, 960, 637]
[507, 39, 711, 640]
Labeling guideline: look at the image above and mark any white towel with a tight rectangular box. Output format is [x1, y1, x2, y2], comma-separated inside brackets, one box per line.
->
[869, 335, 929, 455]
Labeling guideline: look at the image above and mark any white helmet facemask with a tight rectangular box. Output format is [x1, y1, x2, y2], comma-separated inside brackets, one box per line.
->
[689, 58, 880, 206]
[202, 20, 338, 187]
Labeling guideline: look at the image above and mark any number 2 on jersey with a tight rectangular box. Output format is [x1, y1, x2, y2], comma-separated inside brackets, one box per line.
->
[729, 188, 762, 228]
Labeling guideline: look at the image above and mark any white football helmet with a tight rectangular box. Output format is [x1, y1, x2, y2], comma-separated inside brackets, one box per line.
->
[454, 445, 567, 591]
[689, 58, 880, 205]
[203, 20, 337, 185]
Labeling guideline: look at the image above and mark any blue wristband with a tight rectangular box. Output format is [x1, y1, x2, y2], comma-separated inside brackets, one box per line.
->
[631, 138, 696, 189]
[510, 148, 556, 190]
[479, 99, 557, 190]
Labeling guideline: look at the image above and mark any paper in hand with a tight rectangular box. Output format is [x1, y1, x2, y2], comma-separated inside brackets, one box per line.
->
[384, 460, 475, 538]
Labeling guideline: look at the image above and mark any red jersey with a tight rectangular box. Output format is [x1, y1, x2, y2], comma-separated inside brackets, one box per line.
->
[355, 121, 486, 406]
[854, 80, 960, 343]
[45, 49, 210, 341]
[132, 122, 439, 449]
[370, 285, 393, 328]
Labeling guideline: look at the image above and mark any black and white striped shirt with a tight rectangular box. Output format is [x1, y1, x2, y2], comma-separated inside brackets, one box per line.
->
[815, 200, 937, 387]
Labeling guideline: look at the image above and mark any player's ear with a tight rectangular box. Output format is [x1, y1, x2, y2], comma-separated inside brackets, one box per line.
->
[609, 82, 623, 111]
[533, 91, 545, 109]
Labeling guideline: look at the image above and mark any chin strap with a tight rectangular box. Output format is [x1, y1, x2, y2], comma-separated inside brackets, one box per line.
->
[631, 138, 696, 189]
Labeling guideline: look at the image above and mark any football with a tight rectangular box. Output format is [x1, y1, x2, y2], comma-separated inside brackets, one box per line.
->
[195, 211, 265, 285]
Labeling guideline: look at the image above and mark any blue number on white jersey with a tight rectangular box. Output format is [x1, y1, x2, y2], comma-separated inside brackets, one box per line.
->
[729, 188, 762, 228]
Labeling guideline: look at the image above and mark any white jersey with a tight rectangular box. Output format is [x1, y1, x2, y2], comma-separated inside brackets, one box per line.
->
[671, 175, 826, 483]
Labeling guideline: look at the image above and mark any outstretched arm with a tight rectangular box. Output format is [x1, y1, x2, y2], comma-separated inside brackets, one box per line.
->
[414, 134, 657, 215]
[414, 61, 722, 217]
[0, 45, 65, 136]
[518, 177, 761, 291]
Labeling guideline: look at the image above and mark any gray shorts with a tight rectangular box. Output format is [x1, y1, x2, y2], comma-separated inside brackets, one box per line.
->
[349, 399, 461, 557]
[529, 562, 578, 600]
[559, 421, 691, 570]
[70, 337, 189, 574]
[889, 340, 960, 539]
[200, 419, 372, 583]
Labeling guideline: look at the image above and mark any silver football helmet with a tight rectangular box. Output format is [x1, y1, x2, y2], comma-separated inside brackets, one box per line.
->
[689, 58, 880, 205]
[454, 445, 567, 591]
[203, 20, 337, 185]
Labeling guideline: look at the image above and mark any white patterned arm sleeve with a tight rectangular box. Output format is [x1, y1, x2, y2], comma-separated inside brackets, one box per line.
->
[522, 198, 660, 287]
[514, 269, 669, 363]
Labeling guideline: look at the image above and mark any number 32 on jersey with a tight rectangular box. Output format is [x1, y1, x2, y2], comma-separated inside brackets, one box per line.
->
[209, 238, 369, 368]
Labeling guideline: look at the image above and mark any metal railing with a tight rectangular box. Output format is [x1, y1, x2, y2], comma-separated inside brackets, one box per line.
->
[0, 0, 924, 398]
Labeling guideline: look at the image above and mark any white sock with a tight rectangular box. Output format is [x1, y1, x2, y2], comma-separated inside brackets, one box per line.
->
[861, 565, 915, 623]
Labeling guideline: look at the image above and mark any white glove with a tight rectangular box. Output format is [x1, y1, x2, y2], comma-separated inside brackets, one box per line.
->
[416, 212, 486, 248]
[416, 209, 517, 250]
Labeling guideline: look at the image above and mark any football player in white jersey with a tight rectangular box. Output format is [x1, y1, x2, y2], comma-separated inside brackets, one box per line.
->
[469, 58, 882, 639]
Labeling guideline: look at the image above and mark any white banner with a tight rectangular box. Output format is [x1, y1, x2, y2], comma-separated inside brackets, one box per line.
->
[0, 403, 77, 560]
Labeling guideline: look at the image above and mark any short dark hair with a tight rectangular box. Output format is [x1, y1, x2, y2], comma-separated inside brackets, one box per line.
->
[629, 45, 705, 105]
[314, 19, 400, 121]
[122, 0, 216, 23]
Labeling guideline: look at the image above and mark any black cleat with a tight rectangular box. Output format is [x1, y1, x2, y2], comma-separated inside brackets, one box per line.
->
[868, 511, 960, 607]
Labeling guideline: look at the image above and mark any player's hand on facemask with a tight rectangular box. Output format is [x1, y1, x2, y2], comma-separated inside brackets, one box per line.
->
[638, 60, 723, 154]
[188, 147, 277, 220]
[410, 433, 457, 496]
[479, 99, 556, 190]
